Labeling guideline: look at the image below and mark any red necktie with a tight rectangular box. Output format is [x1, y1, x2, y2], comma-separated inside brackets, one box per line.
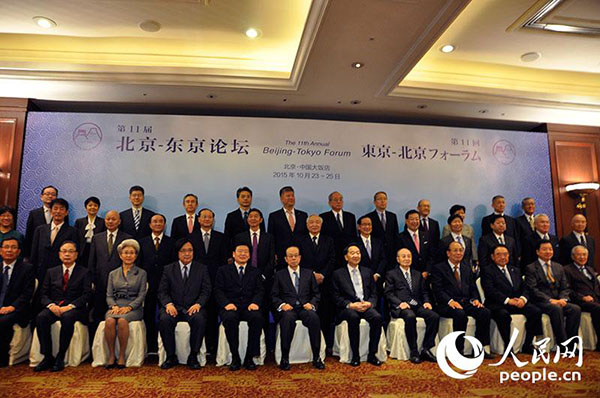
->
[188, 215, 194, 234]
[63, 269, 69, 291]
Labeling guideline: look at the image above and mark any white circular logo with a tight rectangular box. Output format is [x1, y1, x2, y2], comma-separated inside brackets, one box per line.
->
[436, 331, 485, 379]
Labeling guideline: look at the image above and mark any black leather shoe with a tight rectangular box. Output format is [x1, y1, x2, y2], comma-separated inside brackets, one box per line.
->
[243, 358, 257, 370]
[51, 357, 65, 372]
[312, 358, 325, 370]
[116, 363, 126, 369]
[34, 357, 54, 372]
[420, 349, 436, 362]
[367, 354, 382, 366]
[105, 361, 117, 370]
[349, 356, 360, 367]
[484, 352, 496, 360]
[229, 359, 241, 371]
[409, 355, 422, 364]
[160, 357, 178, 370]
[279, 358, 290, 371]
[187, 355, 201, 370]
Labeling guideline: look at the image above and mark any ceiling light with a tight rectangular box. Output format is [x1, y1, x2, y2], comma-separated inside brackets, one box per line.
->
[520, 52, 541, 62]
[33, 16, 56, 29]
[245, 28, 260, 39]
[565, 182, 600, 192]
[351, 62, 364, 69]
[440, 44, 455, 53]
[350, 100, 361, 105]
[139, 20, 161, 33]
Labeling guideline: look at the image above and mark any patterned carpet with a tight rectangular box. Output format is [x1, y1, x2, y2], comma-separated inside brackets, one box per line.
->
[1, 352, 599, 398]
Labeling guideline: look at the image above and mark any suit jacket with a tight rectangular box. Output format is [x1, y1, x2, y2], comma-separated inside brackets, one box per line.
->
[40, 264, 91, 310]
[271, 267, 320, 311]
[119, 207, 156, 241]
[559, 232, 596, 268]
[88, 230, 131, 293]
[0, 260, 35, 317]
[516, 214, 535, 245]
[138, 234, 176, 292]
[158, 261, 212, 312]
[319, 210, 357, 266]
[384, 266, 431, 309]
[364, 210, 398, 265]
[564, 262, 600, 304]
[525, 260, 570, 303]
[24, 207, 70, 257]
[30, 223, 78, 281]
[430, 261, 480, 306]
[233, 230, 275, 279]
[267, 208, 308, 266]
[481, 264, 528, 308]
[442, 223, 478, 261]
[478, 233, 519, 269]
[74, 216, 105, 249]
[224, 209, 266, 245]
[214, 264, 264, 310]
[438, 234, 474, 267]
[296, 234, 336, 278]
[521, 232, 560, 269]
[189, 229, 229, 281]
[481, 213, 519, 244]
[355, 235, 387, 276]
[419, 217, 440, 250]
[331, 266, 378, 309]
[397, 229, 434, 273]
[170, 214, 201, 242]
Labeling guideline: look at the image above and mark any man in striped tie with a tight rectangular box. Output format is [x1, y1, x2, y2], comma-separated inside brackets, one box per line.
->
[119, 185, 156, 241]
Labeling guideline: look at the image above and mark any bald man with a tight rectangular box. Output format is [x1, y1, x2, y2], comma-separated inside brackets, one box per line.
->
[560, 214, 595, 268]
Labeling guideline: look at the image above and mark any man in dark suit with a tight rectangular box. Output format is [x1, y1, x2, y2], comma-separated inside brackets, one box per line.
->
[158, 239, 212, 369]
[431, 241, 494, 358]
[438, 214, 474, 269]
[24, 186, 70, 258]
[363, 191, 398, 269]
[481, 244, 542, 354]
[478, 215, 519, 269]
[319, 191, 357, 268]
[170, 193, 200, 242]
[30, 198, 77, 283]
[560, 214, 596, 268]
[564, 245, 600, 351]
[397, 210, 434, 277]
[355, 216, 386, 278]
[272, 246, 324, 370]
[268, 186, 308, 269]
[331, 244, 383, 367]
[480, 195, 519, 245]
[34, 241, 91, 372]
[515, 197, 536, 251]
[214, 244, 265, 371]
[74, 196, 105, 268]
[189, 208, 229, 355]
[417, 199, 440, 251]
[138, 214, 176, 353]
[525, 240, 581, 346]
[0, 238, 35, 367]
[88, 210, 131, 324]
[224, 187, 265, 249]
[521, 214, 560, 268]
[119, 185, 156, 241]
[385, 248, 438, 363]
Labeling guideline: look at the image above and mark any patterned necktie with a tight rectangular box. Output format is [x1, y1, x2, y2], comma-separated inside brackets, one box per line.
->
[454, 265, 461, 288]
[203, 232, 210, 253]
[351, 268, 364, 301]
[251, 232, 258, 268]
[405, 271, 412, 292]
[421, 218, 429, 233]
[182, 265, 189, 284]
[545, 263, 555, 284]
[188, 215, 194, 234]
[134, 209, 141, 231]
[154, 237, 160, 251]
[293, 271, 299, 293]
[287, 210, 295, 231]
[365, 239, 372, 258]
[336, 212, 343, 230]
[380, 212, 386, 231]
[456, 235, 464, 248]
[580, 235, 587, 247]
[412, 232, 420, 253]
[107, 233, 115, 255]
[63, 268, 69, 292]
[0, 266, 9, 306]
[501, 267, 513, 286]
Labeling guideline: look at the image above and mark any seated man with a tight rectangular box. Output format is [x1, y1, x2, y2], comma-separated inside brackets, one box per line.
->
[214, 244, 264, 371]
[385, 248, 438, 363]
[34, 241, 91, 372]
[431, 241, 494, 358]
[481, 245, 542, 354]
[0, 238, 35, 367]
[272, 246, 323, 370]
[158, 239, 211, 370]
[331, 245, 383, 367]
[525, 240, 581, 347]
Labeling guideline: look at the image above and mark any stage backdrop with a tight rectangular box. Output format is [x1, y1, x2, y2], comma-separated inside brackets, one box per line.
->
[17, 112, 554, 239]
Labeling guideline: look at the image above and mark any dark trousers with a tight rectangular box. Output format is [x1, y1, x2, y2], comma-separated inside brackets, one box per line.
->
[0, 311, 25, 365]
[578, 301, 600, 349]
[220, 308, 263, 361]
[36, 308, 86, 359]
[277, 308, 321, 360]
[436, 302, 491, 352]
[488, 303, 542, 348]
[537, 302, 581, 344]
[158, 308, 207, 359]
[391, 306, 439, 355]
[338, 307, 382, 359]
[143, 291, 159, 352]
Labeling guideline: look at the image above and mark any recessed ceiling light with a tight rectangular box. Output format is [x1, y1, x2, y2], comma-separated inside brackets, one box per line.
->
[33, 16, 56, 29]
[139, 20, 161, 33]
[245, 28, 260, 39]
[520, 52, 541, 62]
[350, 100, 361, 105]
[351, 62, 364, 69]
[440, 44, 455, 53]
[417, 104, 427, 109]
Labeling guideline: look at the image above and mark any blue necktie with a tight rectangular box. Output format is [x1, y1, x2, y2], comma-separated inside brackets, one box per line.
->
[293, 271, 299, 293]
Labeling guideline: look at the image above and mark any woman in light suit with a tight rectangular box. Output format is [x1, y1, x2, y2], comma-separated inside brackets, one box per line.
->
[104, 239, 147, 369]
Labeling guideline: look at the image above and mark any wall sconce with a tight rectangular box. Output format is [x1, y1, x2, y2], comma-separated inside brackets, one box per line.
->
[565, 182, 599, 215]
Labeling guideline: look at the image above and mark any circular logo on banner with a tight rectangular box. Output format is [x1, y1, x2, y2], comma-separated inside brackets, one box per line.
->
[492, 140, 516, 164]
[73, 123, 103, 150]
[436, 331, 485, 379]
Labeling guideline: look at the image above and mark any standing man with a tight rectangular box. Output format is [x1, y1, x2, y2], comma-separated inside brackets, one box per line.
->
[170, 194, 200, 242]
[272, 246, 324, 370]
[138, 214, 176, 353]
[480, 195, 518, 244]
[319, 191, 357, 268]
[363, 191, 398, 269]
[438, 214, 474, 269]
[516, 197, 536, 250]
[417, 199, 440, 250]
[224, 187, 265, 247]
[397, 210, 433, 277]
[560, 214, 596, 268]
[331, 245, 383, 367]
[478, 215, 518, 269]
[268, 186, 308, 269]
[355, 216, 387, 279]
[119, 185, 156, 241]
[25, 186, 69, 257]
[521, 214, 560, 268]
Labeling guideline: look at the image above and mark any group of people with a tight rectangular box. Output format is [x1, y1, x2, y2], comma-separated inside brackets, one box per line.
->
[0, 184, 598, 372]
